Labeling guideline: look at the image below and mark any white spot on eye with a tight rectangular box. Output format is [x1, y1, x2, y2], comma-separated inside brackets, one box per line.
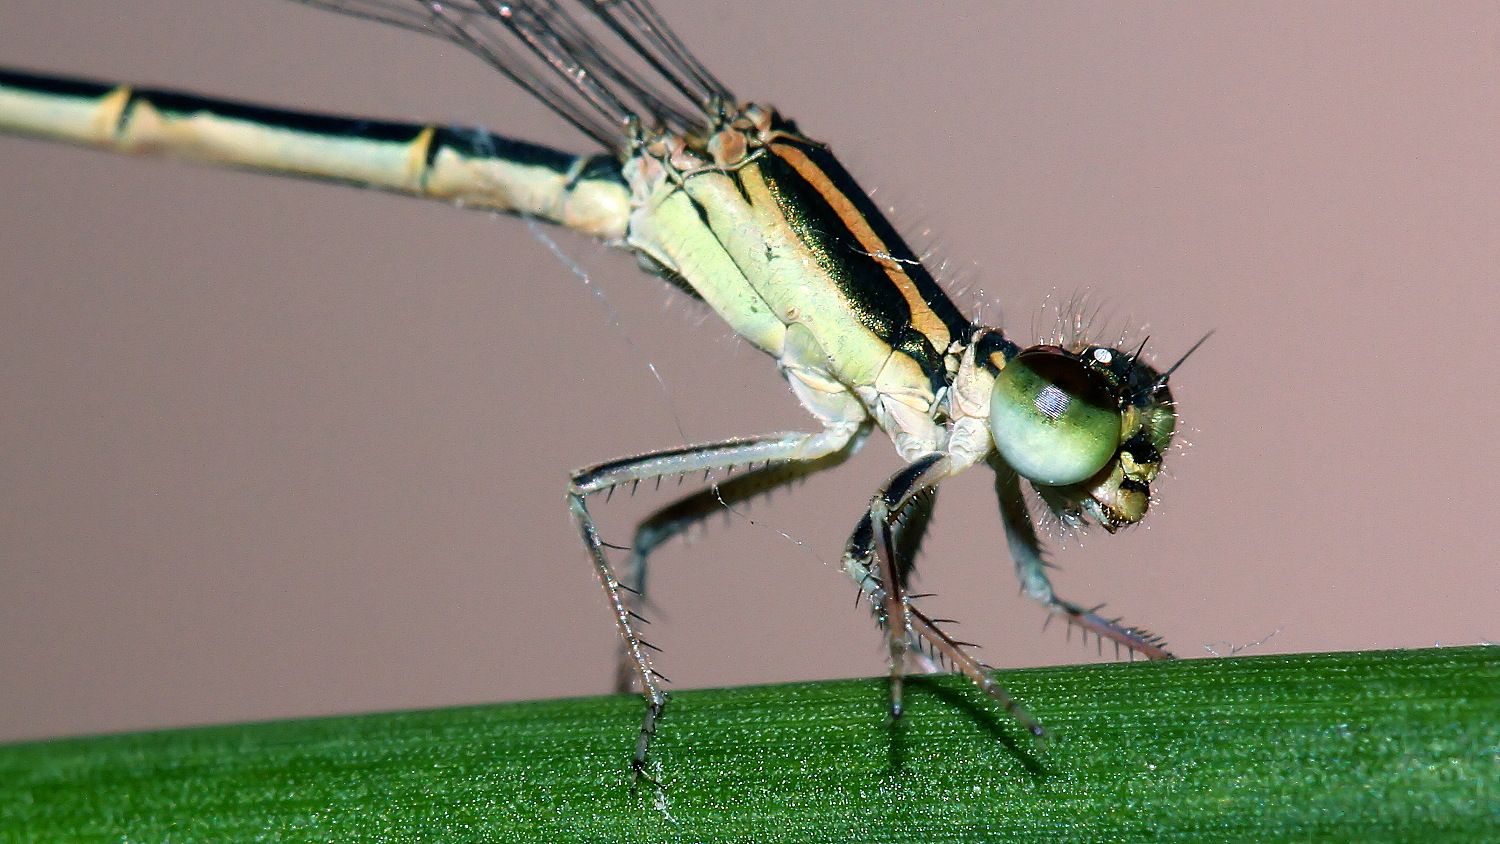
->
[1035, 384, 1070, 419]
[1093, 348, 1113, 364]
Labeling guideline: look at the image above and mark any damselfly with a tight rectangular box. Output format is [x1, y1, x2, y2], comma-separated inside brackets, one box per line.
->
[0, 1, 1204, 776]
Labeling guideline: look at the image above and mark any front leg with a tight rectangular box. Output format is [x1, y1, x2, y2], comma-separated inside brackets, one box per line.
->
[991, 456, 1175, 660]
[568, 422, 860, 780]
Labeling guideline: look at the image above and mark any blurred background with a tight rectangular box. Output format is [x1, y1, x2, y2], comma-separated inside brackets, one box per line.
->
[2, 2, 1496, 742]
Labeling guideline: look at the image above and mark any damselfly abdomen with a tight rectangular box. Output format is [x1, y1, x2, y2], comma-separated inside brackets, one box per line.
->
[0, 0, 1204, 776]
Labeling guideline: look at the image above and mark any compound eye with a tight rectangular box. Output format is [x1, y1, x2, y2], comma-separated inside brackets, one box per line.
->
[989, 348, 1122, 485]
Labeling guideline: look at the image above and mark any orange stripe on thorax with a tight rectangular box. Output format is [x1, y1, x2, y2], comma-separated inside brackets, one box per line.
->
[767, 142, 951, 351]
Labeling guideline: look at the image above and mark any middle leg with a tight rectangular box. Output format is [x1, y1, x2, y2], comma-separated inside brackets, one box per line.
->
[840, 453, 1046, 739]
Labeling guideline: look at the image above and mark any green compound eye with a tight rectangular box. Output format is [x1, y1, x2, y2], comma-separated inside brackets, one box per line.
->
[989, 348, 1122, 486]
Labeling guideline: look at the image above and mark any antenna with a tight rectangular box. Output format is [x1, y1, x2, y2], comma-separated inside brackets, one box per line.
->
[1154, 330, 1215, 390]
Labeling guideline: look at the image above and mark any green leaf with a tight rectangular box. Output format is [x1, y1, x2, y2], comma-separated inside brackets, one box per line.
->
[1, 646, 1495, 842]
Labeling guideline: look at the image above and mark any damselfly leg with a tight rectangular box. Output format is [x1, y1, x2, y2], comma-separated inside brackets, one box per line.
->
[993, 458, 1174, 660]
[568, 423, 862, 778]
[843, 453, 1047, 739]
[612, 445, 861, 694]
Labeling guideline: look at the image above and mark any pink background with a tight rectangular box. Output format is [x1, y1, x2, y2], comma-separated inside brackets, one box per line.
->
[2, 2, 1497, 741]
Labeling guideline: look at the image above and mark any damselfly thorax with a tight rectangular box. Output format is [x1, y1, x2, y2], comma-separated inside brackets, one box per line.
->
[0, 0, 1204, 781]
[622, 103, 972, 461]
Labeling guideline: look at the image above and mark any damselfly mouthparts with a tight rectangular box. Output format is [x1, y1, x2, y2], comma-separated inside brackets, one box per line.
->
[0, 1, 1203, 777]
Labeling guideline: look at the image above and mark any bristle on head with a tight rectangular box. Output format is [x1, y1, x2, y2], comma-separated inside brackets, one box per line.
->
[1031, 290, 1151, 355]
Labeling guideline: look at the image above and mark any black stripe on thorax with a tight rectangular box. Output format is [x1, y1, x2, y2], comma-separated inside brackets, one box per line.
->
[746, 136, 970, 388]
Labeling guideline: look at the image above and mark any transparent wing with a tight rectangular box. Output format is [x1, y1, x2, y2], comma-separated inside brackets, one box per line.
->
[294, 0, 734, 150]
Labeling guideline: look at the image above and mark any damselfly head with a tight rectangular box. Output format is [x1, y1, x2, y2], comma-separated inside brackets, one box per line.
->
[986, 337, 1191, 532]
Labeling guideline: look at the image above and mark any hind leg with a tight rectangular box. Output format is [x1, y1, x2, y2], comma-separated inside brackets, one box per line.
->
[568, 422, 861, 778]
[609, 444, 859, 693]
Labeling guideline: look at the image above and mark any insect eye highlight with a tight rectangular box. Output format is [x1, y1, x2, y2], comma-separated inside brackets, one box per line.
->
[989, 347, 1122, 486]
